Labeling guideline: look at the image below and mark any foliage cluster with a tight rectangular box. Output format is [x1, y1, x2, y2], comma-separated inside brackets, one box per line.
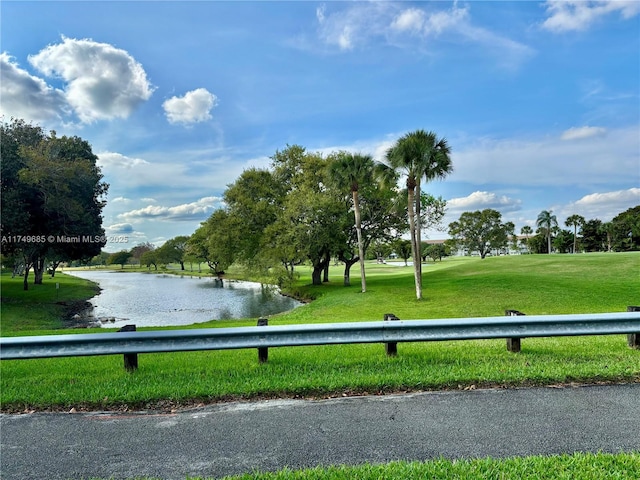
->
[0, 118, 108, 290]
[522, 207, 640, 254]
[183, 131, 452, 299]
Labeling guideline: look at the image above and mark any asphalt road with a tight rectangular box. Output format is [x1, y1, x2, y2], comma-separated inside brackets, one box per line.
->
[1, 384, 639, 480]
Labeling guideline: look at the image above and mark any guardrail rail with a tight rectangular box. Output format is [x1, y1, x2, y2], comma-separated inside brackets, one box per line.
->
[1, 308, 638, 371]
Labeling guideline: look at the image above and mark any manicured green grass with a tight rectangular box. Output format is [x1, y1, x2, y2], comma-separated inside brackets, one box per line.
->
[1, 253, 638, 412]
[274, 253, 640, 324]
[0, 270, 100, 334]
[86, 452, 640, 479]
[217, 452, 640, 480]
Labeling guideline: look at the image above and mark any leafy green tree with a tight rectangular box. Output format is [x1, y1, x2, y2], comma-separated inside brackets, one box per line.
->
[553, 229, 574, 253]
[565, 214, 585, 254]
[384, 130, 452, 299]
[419, 193, 448, 234]
[268, 147, 349, 285]
[140, 249, 158, 270]
[130, 242, 154, 266]
[580, 219, 605, 252]
[425, 243, 447, 262]
[1, 119, 108, 289]
[536, 210, 558, 254]
[156, 235, 189, 269]
[392, 239, 412, 266]
[107, 250, 132, 269]
[369, 240, 393, 262]
[448, 209, 512, 259]
[188, 209, 235, 275]
[89, 251, 110, 266]
[610, 206, 640, 251]
[224, 168, 283, 271]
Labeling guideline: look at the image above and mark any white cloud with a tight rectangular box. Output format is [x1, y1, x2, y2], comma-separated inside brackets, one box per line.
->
[451, 125, 638, 187]
[111, 196, 131, 204]
[575, 188, 640, 207]
[448, 191, 522, 213]
[542, 1, 640, 32]
[105, 223, 135, 235]
[28, 36, 154, 123]
[558, 188, 640, 221]
[118, 196, 223, 222]
[561, 126, 607, 141]
[422, 4, 469, 36]
[98, 151, 150, 169]
[391, 8, 427, 33]
[163, 88, 217, 125]
[0, 52, 68, 123]
[314, 3, 533, 67]
[140, 197, 157, 203]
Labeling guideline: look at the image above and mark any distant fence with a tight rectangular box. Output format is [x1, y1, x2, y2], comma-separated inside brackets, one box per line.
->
[1, 308, 638, 371]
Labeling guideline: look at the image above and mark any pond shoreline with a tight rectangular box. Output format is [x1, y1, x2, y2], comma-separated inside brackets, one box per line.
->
[64, 269, 303, 328]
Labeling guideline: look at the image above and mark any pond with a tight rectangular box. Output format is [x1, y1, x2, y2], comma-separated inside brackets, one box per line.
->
[67, 270, 302, 328]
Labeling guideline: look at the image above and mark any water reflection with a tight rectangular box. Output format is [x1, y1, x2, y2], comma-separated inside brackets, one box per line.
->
[67, 270, 302, 328]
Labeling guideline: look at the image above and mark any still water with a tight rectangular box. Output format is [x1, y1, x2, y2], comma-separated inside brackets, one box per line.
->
[68, 270, 302, 328]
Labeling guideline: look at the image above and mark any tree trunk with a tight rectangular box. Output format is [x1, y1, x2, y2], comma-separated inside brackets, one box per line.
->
[312, 265, 323, 285]
[353, 190, 367, 293]
[23, 266, 30, 291]
[415, 182, 422, 279]
[50, 260, 62, 278]
[180, 261, 185, 270]
[407, 186, 422, 299]
[323, 251, 330, 282]
[33, 256, 45, 285]
[340, 256, 358, 287]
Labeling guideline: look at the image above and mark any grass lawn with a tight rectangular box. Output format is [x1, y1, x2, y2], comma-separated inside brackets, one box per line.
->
[83, 452, 640, 479]
[1, 252, 638, 412]
[0, 269, 100, 334]
[217, 452, 640, 480]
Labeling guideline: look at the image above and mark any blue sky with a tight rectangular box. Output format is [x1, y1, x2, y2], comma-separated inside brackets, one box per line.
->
[2, 1, 639, 251]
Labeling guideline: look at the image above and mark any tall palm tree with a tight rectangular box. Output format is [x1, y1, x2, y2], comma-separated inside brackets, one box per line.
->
[328, 152, 375, 293]
[414, 131, 452, 278]
[520, 225, 533, 253]
[536, 210, 558, 254]
[565, 214, 585, 254]
[385, 130, 453, 300]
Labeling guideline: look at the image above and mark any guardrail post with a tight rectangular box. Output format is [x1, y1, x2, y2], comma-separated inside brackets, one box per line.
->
[257, 318, 269, 363]
[505, 310, 524, 353]
[118, 324, 138, 371]
[628, 307, 640, 349]
[384, 313, 399, 356]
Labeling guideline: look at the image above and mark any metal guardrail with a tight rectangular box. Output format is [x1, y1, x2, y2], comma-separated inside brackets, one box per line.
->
[1, 311, 639, 370]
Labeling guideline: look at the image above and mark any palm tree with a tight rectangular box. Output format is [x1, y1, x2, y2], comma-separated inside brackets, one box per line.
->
[520, 225, 533, 252]
[565, 214, 585, 254]
[599, 221, 615, 252]
[328, 152, 375, 293]
[385, 130, 453, 299]
[415, 131, 452, 278]
[536, 210, 558, 254]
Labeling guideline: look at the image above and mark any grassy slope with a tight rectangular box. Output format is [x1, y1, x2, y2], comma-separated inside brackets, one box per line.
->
[265, 252, 640, 326]
[1, 252, 638, 412]
[0, 270, 100, 334]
